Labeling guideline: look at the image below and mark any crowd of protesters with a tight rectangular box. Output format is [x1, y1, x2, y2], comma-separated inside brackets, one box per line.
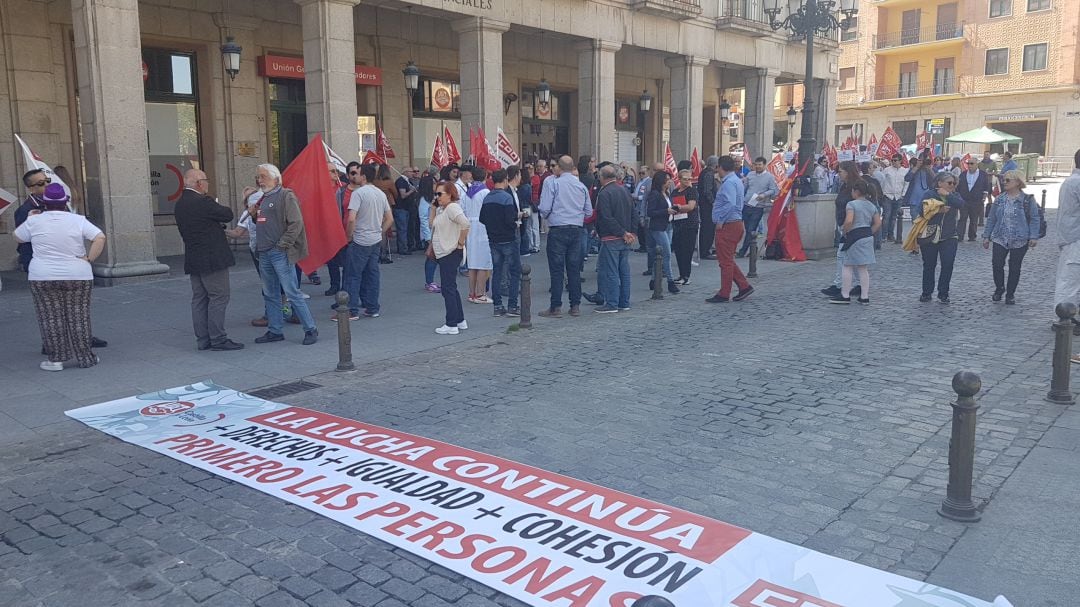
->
[10, 142, 1078, 371]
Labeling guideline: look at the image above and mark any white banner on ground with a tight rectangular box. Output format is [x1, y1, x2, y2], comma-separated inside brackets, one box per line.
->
[67, 384, 1009, 607]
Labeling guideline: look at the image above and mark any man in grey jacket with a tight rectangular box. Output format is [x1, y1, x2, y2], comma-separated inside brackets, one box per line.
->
[593, 165, 639, 313]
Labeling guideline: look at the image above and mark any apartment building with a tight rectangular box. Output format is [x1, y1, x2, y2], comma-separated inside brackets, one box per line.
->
[834, 0, 1080, 157]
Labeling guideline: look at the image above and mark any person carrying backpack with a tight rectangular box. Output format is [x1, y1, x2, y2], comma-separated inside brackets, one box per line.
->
[982, 169, 1042, 305]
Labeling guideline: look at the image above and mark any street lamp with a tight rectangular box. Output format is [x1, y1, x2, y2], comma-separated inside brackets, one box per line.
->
[766, 0, 857, 193]
[220, 37, 242, 81]
[639, 89, 653, 112]
[536, 78, 552, 105]
[786, 105, 798, 128]
[402, 60, 420, 95]
[719, 98, 731, 122]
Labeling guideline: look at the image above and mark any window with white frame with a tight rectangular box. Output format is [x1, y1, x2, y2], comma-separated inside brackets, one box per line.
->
[985, 48, 1009, 75]
[1022, 43, 1048, 71]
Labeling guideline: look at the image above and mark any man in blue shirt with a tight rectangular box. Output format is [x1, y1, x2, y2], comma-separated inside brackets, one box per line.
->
[707, 156, 754, 303]
[738, 157, 780, 257]
[538, 155, 592, 317]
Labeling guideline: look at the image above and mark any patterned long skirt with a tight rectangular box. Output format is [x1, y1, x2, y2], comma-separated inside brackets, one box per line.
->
[29, 280, 97, 368]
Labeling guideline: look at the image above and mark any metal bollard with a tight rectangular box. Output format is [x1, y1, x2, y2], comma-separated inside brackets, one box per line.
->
[895, 210, 903, 244]
[519, 264, 533, 329]
[1046, 302, 1077, 404]
[1042, 189, 1047, 213]
[938, 371, 983, 523]
[334, 291, 355, 372]
[651, 245, 664, 300]
[631, 597, 675, 607]
[747, 235, 759, 279]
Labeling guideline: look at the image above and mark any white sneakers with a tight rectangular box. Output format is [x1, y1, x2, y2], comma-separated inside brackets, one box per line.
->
[40, 361, 63, 372]
[436, 320, 468, 335]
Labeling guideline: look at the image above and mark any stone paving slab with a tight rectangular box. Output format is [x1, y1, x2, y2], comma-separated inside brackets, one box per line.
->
[1, 228, 1077, 606]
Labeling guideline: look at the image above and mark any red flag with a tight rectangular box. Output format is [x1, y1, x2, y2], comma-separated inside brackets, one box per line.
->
[468, 126, 480, 164]
[766, 154, 786, 185]
[281, 134, 349, 275]
[444, 126, 461, 165]
[496, 128, 521, 168]
[429, 135, 446, 169]
[689, 147, 703, 182]
[764, 157, 812, 262]
[361, 150, 385, 165]
[916, 132, 929, 155]
[742, 146, 753, 168]
[376, 125, 395, 159]
[876, 126, 903, 160]
[823, 142, 838, 168]
[476, 128, 501, 172]
[961, 152, 971, 165]
[663, 143, 677, 179]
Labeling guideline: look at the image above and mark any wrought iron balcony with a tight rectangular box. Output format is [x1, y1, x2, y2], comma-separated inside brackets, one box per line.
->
[630, 0, 702, 20]
[873, 22, 964, 51]
[716, 0, 772, 34]
[867, 76, 971, 102]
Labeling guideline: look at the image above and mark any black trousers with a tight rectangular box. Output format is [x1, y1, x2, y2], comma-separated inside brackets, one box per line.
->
[437, 248, 465, 326]
[698, 201, 715, 256]
[672, 221, 698, 279]
[957, 199, 984, 241]
[992, 242, 1028, 296]
[921, 238, 958, 299]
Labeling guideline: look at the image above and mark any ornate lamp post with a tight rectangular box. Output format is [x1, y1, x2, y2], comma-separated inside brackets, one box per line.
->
[766, 0, 857, 193]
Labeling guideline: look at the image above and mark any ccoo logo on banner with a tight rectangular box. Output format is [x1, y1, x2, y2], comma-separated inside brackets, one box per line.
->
[67, 384, 1010, 607]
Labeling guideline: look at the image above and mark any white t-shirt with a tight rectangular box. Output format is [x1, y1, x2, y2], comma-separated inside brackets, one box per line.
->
[13, 211, 103, 281]
[348, 184, 391, 246]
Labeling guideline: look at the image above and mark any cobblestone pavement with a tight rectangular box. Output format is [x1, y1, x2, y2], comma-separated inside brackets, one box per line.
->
[1, 230, 1076, 606]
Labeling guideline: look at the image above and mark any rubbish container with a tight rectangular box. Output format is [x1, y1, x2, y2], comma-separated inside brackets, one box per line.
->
[1013, 153, 1039, 183]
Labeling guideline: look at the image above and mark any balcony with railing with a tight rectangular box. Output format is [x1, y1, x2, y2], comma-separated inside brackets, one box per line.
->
[867, 75, 971, 102]
[716, 0, 772, 34]
[873, 22, 965, 52]
[630, 0, 702, 20]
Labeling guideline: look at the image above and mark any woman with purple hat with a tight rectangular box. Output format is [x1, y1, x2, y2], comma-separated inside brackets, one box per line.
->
[13, 183, 106, 371]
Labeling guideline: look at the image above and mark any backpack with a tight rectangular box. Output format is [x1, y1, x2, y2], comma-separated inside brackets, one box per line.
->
[1022, 194, 1047, 239]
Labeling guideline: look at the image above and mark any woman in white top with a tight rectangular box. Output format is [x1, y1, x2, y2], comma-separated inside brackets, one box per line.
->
[430, 181, 471, 335]
[13, 184, 106, 371]
[461, 166, 493, 303]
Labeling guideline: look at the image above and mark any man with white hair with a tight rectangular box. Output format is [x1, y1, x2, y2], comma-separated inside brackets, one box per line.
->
[251, 163, 318, 345]
[174, 169, 243, 351]
[1055, 150, 1080, 356]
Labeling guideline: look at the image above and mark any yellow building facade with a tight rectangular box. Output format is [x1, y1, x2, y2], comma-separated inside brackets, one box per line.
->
[835, 0, 1080, 159]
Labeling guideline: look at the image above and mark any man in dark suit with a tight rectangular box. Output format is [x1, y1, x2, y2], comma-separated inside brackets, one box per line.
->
[956, 157, 993, 242]
[175, 169, 243, 351]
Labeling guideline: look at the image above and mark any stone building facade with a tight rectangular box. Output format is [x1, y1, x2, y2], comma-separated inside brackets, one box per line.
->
[0, 0, 839, 277]
[835, 0, 1080, 159]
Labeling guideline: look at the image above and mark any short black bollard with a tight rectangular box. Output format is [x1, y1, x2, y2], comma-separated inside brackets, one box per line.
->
[519, 264, 533, 329]
[334, 291, 355, 372]
[631, 597, 675, 607]
[895, 209, 904, 244]
[651, 246, 664, 300]
[1047, 302, 1077, 404]
[938, 371, 982, 523]
[747, 235, 759, 279]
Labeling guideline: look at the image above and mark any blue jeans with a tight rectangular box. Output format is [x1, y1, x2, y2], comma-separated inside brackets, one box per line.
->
[259, 248, 315, 333]
[490, 241, 521, 308]
[881, 197, 900, 239]
[325, 246, 347, 291]
[546, 226, 583, 309]
[343, 242, 381, 315]
[598, 240, 631, 309]
[393, 209, 409, 253]
[739, 206, 765, 255]
[649, 229, 674, 280]
[424, 258, 437, 284]
[580, 226, 590, 260]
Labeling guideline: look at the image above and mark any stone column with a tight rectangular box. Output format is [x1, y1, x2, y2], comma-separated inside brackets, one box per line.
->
[666, 56, 707, 161]
[297, 0, 361, 162]
[813, 78, 839, 150]
[375, 37, 411, 169]
[577, 40, 621, 161]
[453, 17, 508, 159]
[71, 0, 169, 283]
[742, 68, 780, 160]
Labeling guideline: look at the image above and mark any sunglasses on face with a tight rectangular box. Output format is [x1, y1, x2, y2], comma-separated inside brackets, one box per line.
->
[436, 191, 450, 198]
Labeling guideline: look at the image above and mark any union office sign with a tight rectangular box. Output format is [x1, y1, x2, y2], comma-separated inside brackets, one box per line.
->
[257, 55, 383, 86]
